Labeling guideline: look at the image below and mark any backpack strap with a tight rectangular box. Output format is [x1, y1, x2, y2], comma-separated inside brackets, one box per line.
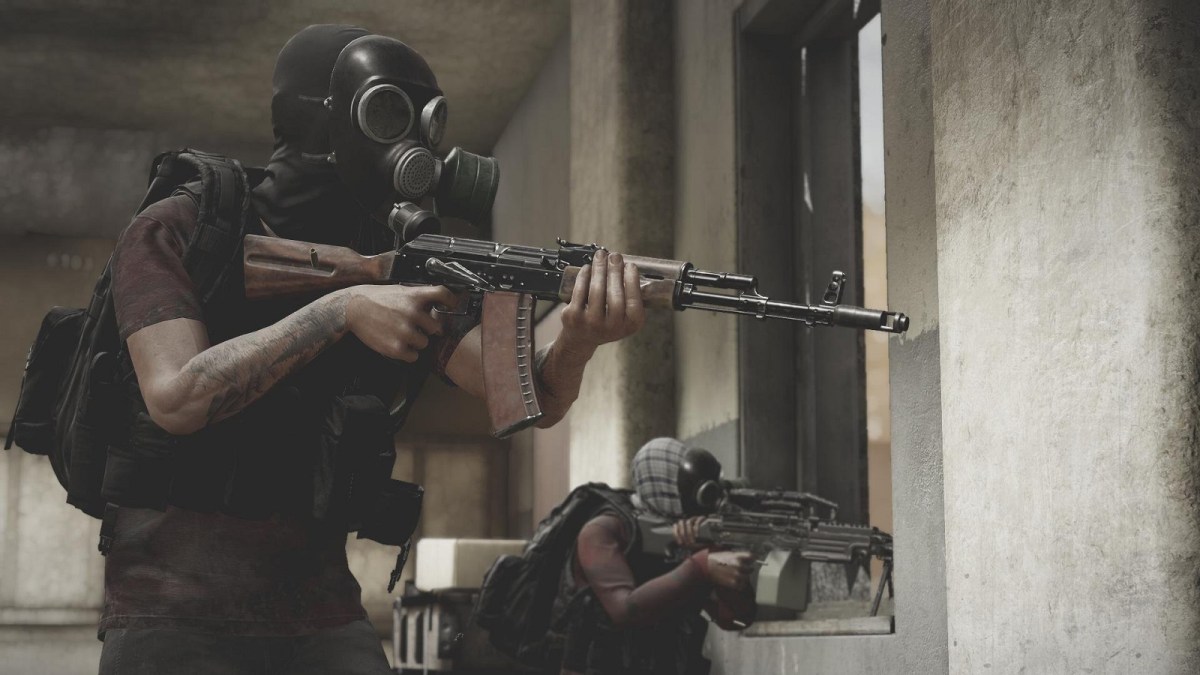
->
[85, 150, 251, 535]
[142, 149, 252, 304]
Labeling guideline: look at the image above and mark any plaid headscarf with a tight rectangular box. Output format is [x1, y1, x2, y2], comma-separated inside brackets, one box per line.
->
[631, 437, 688, 519]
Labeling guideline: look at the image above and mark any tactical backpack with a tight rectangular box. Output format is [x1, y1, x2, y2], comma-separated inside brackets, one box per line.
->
[5, 149, 253, 519]
[473, 482, 638, 669]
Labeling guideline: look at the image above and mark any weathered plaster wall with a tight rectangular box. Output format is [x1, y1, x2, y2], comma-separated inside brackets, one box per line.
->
[0, 236, 112, 673]
[0, 1, 567, 163]
[673, 0, 742, 447]
[567, 0, 676, 488]
[0, 236, 111, 623]
[933, 0, 1200, 672]
[492, 35, 570, 249]
[0, 126, 269, 238]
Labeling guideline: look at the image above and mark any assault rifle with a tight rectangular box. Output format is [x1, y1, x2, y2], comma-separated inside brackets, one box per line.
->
[637, 485, 894, 616]
[242, 205, 909, 438]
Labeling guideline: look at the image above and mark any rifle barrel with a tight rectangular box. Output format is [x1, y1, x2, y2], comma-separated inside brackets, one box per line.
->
[679, 288, 908, 333]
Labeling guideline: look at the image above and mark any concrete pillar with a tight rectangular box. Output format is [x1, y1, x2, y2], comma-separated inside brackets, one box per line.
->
[567, 0, 676, 488]
[673, 0, 741, 457]
[932, 0, 1200, 671]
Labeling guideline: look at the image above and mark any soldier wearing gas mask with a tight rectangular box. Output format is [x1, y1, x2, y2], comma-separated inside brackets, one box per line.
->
[99, 25, 644, 675]
[559, 438, 757, 675]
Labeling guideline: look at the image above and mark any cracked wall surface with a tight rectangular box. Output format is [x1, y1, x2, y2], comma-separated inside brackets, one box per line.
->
[933, 0, 1200, 671]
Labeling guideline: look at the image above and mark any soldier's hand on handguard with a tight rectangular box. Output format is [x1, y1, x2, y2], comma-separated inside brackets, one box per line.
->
[705, 551, 756, 591]
[673, 516, 707, 550]
[346, 285, 457, 363]
[557, 250, 646, 356]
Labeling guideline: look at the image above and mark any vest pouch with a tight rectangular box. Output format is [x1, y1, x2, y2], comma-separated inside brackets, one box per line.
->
[64, 351, 125, 517]
[313, 395, 395, 525]
[101, 411, 180, 510]
[168, 426, 236, 515]
[355, 478, 424, 546]
[5, 307, 85, 456]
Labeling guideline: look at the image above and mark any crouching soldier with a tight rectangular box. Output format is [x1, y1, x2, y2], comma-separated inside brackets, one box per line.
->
[559, 437, 756, 675]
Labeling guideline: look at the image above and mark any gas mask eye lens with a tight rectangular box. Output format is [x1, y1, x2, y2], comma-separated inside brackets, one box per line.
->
[421, 96, 448, 148]
[356, 84, 414, 144]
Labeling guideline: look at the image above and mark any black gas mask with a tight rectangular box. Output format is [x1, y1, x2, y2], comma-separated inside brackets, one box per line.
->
[326, 35, 499, 226]
[678, 448, 725, 516]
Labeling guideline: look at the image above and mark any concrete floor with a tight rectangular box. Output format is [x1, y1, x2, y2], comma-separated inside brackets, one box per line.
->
[0, 626, 102, 675]
[0, 626, 397, 674]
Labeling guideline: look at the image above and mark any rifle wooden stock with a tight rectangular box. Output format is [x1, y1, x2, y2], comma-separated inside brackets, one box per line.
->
[244, 235, 394, 299]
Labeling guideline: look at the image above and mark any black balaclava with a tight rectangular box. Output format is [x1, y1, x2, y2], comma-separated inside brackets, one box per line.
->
[251, 25, 389, 252]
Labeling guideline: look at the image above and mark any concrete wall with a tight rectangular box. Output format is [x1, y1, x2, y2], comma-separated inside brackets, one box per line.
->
[0, 235, 112, 623]
[492, 35, 571, 250]
[567, 0, 677, 488]
[933, 0, 1200, 672]
[0, 1, 567, 161]
[673, 0, 742, 457]
[0, 236, 114, 674]
[0, 127, 269, 238]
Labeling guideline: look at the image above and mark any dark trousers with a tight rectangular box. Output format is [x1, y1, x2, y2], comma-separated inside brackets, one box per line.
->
[98, 619, 392, 675]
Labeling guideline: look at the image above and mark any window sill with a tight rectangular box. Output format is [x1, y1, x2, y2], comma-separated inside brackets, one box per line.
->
[743, 599, 894, 638]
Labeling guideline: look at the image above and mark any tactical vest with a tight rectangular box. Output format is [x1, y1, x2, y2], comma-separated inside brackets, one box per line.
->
[7, 150, 426, 570]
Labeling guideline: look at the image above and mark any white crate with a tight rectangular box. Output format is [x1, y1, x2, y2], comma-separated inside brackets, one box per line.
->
[414, 538, 527, 592]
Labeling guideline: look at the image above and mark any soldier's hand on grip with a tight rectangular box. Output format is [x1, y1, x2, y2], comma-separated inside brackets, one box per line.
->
[346, 285, 456, 362]
[706, 551, 756, 591]
[673, 516, 706, 550]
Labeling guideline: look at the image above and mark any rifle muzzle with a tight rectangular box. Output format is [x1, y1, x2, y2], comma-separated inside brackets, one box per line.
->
[832, 306, 909, 333]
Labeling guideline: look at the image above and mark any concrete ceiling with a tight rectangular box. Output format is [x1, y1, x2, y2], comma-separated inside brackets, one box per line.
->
[0, 0, 569, 155]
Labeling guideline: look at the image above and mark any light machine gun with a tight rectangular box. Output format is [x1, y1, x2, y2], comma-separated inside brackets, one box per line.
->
[637, 486, 894, 616]
[243, 203, 910, 438]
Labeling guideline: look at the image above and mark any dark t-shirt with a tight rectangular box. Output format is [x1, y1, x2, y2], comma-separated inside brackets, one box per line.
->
[102, 194, 465, 636]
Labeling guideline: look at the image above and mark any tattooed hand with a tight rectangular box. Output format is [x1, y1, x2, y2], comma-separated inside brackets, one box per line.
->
[346, 285, 457, 362]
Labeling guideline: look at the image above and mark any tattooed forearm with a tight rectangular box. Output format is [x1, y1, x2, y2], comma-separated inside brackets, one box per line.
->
[178, 290, 351, 427]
